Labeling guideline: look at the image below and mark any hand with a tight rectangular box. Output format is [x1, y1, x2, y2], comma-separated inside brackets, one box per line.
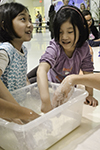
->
[12, 119, 24, 124]
[84, 95, 98, 107]
[2, 109, 40, 125]
[41, 101, 52, 113]
[52, 86, 67, 108]
[52, 81, 74, 108]
[2, 118, 24, 125]
[20, 110, 40, 124]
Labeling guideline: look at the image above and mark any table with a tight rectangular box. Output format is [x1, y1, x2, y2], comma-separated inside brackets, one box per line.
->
[92, 46, 100, 72]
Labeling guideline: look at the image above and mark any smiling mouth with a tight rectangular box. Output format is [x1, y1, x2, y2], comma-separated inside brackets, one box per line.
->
[26, 31, 32, 34]
[62, 41, 70, 44]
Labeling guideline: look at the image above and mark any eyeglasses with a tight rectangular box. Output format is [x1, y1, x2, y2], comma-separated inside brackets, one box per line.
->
[86, 18, 92, 22]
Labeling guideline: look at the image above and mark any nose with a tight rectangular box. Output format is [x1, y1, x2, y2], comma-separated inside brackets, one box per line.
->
[27, 21, 33, 29]
[27, 21, 33, 27]
[87, 21, 91, 27]
[62, 32, 68, 39]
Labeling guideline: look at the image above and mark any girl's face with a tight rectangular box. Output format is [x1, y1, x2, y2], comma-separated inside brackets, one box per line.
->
[12, 9, 33, 43]
[59, 20, 79, 57]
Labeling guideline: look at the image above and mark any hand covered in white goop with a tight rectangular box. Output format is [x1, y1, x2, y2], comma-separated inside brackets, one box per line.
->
[52, 76, 74, 108]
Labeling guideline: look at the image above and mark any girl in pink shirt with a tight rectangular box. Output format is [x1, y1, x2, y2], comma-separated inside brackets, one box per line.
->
[37, 5, 98, 113]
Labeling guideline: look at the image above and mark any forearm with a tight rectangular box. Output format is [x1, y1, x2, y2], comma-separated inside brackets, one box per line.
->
[94, 38, 100, 42]
[0, 79, 19, 105]
[37, 68, 50, 103]
[68, 74, 100, 90]
[0, 98, 39, 120]
[37, 63, 51, 103]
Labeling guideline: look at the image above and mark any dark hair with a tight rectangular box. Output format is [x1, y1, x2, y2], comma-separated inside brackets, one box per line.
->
[0, 2, 29, 42]
[49, 4, 55, 13]
[82, 10, 92, 17]
[53, 5, 89, 48]
[49, 4, 55, 17]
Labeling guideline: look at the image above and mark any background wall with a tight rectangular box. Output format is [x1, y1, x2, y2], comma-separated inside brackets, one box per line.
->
[90, 0, 99, 20]
[44, 0, 51, 21]
[15, 0, 37, 22]
[0, 0, 99, 22]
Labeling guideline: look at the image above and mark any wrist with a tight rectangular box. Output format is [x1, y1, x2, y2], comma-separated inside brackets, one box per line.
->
[68, 74, 83, 86]
[41, 94, 51, 104]
[63, 75, 76, 86]
[61, 74, 79, 94]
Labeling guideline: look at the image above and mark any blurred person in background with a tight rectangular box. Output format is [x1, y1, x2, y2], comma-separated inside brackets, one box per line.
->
[37, 11, 42, 33]
[80, 3, 86, 12]
[35, 15, 39, 33]
[82, 9, 100, 47]
[62, 0, 69, 5]
[48, 4, 56, 39]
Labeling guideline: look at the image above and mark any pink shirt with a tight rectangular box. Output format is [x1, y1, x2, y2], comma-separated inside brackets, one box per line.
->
[40, 39, 93, 83]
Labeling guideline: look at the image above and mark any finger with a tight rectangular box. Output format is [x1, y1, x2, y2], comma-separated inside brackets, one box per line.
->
[97, 100, 98, 106]
[13, 119, 24, 125]
[86, 97, 92, 105]
[84, 100, 88, 105]
[2, 118, 12, 122]
[93, 100, 98, 107]
[93, 101, 96, 107]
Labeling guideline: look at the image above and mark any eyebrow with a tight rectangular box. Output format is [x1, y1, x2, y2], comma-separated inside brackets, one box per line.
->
[18, 13, 26, 17]
[67, 27, 73, 29]
[60, 27, 73, 30]
[18, 13, 31, 18]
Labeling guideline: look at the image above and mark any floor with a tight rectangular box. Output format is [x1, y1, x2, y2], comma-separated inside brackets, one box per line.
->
[0, 29, 100, 150]
[25, 29, 51, 73]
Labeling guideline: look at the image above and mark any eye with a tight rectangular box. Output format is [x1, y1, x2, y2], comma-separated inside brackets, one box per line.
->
[21, 17, 26, 21]
[59, 31, 63, 34]
[29, 17, 32, 23]
[68, 31, 74, 34]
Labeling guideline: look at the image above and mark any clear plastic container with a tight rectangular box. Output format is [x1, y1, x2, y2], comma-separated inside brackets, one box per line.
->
[0, 82, 88, 150]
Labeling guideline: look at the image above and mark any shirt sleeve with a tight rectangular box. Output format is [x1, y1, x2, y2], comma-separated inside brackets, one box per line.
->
[80, 43, 94, 72]
[0, 50, 9, 73]
[39, 40, 59, 68]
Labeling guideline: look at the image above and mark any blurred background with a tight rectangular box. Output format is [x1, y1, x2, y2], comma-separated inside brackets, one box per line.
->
[0, 0, 99, 26]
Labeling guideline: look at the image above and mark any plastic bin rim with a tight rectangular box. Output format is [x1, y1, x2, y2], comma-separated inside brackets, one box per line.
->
[0, 88, 88, 132]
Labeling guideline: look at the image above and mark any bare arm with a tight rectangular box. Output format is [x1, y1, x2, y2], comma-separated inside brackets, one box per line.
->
[83, 71, 93, 96]
[0, 79, 39, 123]
[70, 74, 100, 90]
[52, 73, 100, 108]
[0, 79, 19, 105]
[37, 62, 52, 113]
[94, 38, 100, 42]
[0, 98, 39, 123]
